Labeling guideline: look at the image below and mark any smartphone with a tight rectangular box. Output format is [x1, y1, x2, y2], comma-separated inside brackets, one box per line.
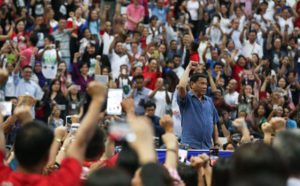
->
[209, 148, 219, 166]
[66, 115, 72, 131]
[70, 123, 80, 135]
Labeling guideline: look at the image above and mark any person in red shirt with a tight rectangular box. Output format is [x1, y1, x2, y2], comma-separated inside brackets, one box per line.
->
[143, 58, 161, 90]
[0, 81, 106, 186]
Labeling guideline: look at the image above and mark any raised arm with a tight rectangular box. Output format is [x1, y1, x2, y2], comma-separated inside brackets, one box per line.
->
[177, 62, 192, 98]
[66, 81, 106, 163]
[0, 114, 4, 152]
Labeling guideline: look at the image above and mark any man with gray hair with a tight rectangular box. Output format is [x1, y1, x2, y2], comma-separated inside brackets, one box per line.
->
[273, 129, 300, 186]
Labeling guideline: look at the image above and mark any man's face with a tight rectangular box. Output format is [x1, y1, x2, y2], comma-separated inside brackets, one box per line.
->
[170, 41, 177, 50]
[211, 50, 219, 59]
[22, 68, 32, 80]
[157, 0, 164, 8]
[136, 78, 144, 90]
[248, 32, 256, 43]
[115, 42, 123, 54]
[173, 57, 181, 67]
[105, 21, 112, 32]
[183, 35, 191, 46]
[59, 19, 66, 29]
[227, 80, 236, 90]
[145, 106, 155, 117]
[214, 64, 223, 73]
[191, 77, 207, 96]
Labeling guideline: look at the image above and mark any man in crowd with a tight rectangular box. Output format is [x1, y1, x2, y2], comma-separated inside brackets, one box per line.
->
[177, 63, 219, 149]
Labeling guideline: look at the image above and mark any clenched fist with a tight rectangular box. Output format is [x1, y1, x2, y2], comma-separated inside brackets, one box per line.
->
[121, 98, 135, 114]
[160, 115, 173, 133]
[86, 81, 107, 100]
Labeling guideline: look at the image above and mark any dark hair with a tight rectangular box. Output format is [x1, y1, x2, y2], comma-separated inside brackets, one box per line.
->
[231, 172, 287, 186]
[133, 74, 144, 81]
[213, 62, 224, 69]
[273, 130, 300, 176]
[173, 54, 181, 60]
[79, 62, 90, 69]
[45, 35, 55, 43]
[85, 126, 106, 160]
[190, 42, 199, 52]
[253, 102, 268, 118]
[177, 163, 198, 186]
[85, 167, 131, 186]
[190, 73, 207, 83]
[29, 34, 38, 46]
[144, 100, 156, 109]
[232, 143, 288, 179]
[150, 15, 158, 22]
[163, 71, 179, 92]
[148, 57, 157, 64]
[140, 163, 173, 186]
[249, 30, 257, 35]
[212, 158, 233, 186]
[15, 121, 54, 169]
[116, 144, 140, 177]
[222, 142, 236, 150]
[50, 78, 61, 91]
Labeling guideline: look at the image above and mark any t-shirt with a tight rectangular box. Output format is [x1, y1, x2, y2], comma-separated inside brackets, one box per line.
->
[20, 47, 35, 68]
[0, 151, 82, 186]
[126, 4, 145, 31]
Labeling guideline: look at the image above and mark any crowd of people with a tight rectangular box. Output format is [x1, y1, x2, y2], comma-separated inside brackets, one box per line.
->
[0, 0, 300, 185]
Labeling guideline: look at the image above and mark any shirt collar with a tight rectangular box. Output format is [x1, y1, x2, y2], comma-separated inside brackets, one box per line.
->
[188, 91, 207, 100]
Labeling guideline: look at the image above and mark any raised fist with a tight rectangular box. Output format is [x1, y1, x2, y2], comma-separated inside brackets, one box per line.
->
[160, 115, 173, 133]
[86, 81, 107, 100]
[121, 98, 135, 114]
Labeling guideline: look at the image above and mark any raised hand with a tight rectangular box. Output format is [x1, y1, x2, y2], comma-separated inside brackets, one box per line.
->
[86, 81, 107, 101]
[121, 98, 135, 114]
[13, 106, 32, 124]
[269, 117, 286, 133]
[160, 115, 173, 133]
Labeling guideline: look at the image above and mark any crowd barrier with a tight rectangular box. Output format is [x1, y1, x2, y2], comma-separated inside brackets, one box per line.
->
[157, 149, 234, 163]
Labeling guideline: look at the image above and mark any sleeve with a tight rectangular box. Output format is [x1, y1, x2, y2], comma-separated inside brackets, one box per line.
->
[176, 91, 188, 108]
[13, 73, 20, 86]
[49, 158, 82, 186]
[72, 63, 81, 78]
[35, 84, 44, 100]
[0, 151, 12, 181]
[211, 100, 219, 124]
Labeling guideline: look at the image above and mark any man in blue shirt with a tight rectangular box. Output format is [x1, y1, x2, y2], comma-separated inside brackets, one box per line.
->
[150, 0, 169, 24]
[177, 63, 219, 149]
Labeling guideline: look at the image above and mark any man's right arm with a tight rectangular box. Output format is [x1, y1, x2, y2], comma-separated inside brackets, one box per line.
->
[177, 63, 192, 98]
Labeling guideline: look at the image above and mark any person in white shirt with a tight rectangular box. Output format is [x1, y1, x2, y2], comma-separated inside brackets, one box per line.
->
[108, 39, 130, 81]
[224, 79, 239, 119]
[102, 21, 114, 55]
[37, 35, 61, 80]
[276, 8, 294, 35]
[229, 18, 243, 50]
[148, 78, 172, 117]
[172, 55, 185, 79]
[240, 29, 263, 58]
